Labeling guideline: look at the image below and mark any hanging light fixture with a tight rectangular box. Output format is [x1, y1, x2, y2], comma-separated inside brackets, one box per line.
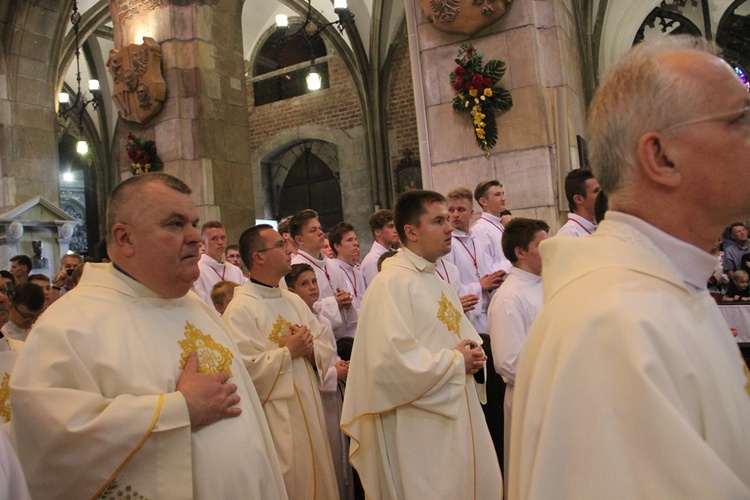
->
[57, 0, 103, 154]
[275, 0, 355, 92]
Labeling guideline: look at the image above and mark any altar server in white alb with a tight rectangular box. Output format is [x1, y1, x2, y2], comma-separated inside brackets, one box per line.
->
[471, 179, 513, 274]
[341, 189, 502, 499]
[510, 36, 750, 498]
[487, 218, 548, 476]
[360, 209, 399, 286]
[556, 168, 601, 237]
[444, 187, 505, 334]
[193, 220, 246, 306]
[10, 173, 287, 499]
[329, 222, 366, 338]
[290, 210, 355, 338]
[223, 224, 339, 500]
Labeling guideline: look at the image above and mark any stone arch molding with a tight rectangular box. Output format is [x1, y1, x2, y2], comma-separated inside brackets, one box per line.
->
[252, 124, 359, 220]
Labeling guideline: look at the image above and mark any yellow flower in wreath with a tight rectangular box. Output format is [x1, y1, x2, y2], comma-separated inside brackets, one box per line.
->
[484, 88, 493, 97]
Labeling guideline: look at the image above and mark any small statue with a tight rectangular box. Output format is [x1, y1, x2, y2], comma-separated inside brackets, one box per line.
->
[32, 240, 49, 270]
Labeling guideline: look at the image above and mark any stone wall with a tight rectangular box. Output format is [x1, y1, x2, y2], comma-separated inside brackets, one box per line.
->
[408, 0, 587, 230]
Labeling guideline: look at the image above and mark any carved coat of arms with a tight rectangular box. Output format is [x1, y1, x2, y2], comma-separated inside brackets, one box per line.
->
[419, 0, 511, 35]
[106, 37, 166, 124]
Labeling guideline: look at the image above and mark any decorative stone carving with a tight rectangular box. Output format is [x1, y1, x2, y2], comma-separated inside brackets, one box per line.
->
[8, 222, 23, 241]
[106, 37, 166, 124]
[61, 222, 77, 240]
[419, 0, 511, 35]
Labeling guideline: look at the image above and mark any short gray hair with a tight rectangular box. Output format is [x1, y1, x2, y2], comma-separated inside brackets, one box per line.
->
[588, 36, 720, 195]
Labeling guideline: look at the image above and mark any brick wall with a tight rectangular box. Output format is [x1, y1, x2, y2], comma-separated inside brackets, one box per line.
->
[247, 56, 363, 150]
[385, 38, 420, 179]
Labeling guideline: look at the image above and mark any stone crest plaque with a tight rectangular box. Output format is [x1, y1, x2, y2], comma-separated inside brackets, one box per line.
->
[419, 0, 511, 35]
[106, 37, 166, 124]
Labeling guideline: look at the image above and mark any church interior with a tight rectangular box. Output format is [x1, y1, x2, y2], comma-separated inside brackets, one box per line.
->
[0, 0, 748, 261]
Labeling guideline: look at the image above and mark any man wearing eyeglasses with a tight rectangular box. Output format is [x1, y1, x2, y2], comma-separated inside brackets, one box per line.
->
[223, 224, 338, 500]
[509, 36, 750, 498]
[0, 282, 44, 345]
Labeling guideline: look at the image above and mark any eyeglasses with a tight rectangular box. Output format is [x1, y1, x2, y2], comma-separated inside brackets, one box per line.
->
[11, 303, 40, 321]
[255, 240, 287, 253]
[662, 104, 750, 132]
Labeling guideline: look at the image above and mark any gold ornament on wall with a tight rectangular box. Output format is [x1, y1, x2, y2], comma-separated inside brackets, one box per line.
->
[106, 37, 166, 124]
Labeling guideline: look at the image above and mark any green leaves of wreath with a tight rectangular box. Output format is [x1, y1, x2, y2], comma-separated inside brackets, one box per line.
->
[450, 44, 513, 157]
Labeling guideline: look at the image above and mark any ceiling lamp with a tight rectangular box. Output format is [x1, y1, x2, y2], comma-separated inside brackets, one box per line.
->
[57, 0, 103, 154]
[275, 0, 355, 91]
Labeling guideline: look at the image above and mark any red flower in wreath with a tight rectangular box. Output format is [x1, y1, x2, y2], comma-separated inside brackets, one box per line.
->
[472, 73, 485, 89]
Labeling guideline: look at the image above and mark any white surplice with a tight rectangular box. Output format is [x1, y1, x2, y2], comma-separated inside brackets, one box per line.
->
[341, 248, 503, 499]
[444, 229, 494, 333]
[193, 254, 246, 306]
[555, 213, 597, 238]
[361, 241, 390, 287]
[223, 281, 339, 500]
[333, 259, 365, 338]
[9, 264, 287, 500]
[292, 250, 356, 339]
[510, 214, 750, 499]
[487, 266, 543, 483]
[472, 213, 512, 274]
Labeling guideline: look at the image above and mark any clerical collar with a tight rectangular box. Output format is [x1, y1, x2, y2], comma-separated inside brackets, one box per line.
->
[298, 249, 325, 262]
[451, 229, 471, 239]
[202, 253, 226, 266]
[567, 213, 597, 233]
[112, 262, 139, 283]
[402, 247, 436, 274]
[480, 212, 503, 224]
[250, 277, 276, 288]
[606, 211, 715, 291]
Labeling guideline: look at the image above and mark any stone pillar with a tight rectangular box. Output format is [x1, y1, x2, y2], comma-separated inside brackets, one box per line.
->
[405, 0, 587, 230]
[0, 0, 63, 212]
[109, 0, 255, 241]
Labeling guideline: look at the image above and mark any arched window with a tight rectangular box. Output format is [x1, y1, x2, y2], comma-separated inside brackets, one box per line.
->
[252, 24, 329, 106]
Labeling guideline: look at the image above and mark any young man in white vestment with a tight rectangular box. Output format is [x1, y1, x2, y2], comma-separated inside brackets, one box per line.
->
[329, 222, 366, 338]
[223, 224, 339, 500]
[341, 189, 503, 499]
[486, 218, 548, 480]
[193, 220, 246, 306]
[290, 209, 356, 338]
[444, 187, 506, 334]
[360, 209, 399, 286]
[555, 169, 601, 237]
[471, 180, 513, 274]
[9, 173, 287, 499]
[509, 36, 750, 498]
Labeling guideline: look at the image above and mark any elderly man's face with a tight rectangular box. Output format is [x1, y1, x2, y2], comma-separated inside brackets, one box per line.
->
[118, 182, 202, 298]
[60, 255, 81, 270]
[666, 52, 750, 224]
[732, 225, 748, 244]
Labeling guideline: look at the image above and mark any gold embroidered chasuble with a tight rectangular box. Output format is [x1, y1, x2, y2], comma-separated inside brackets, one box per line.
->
[9, 264, 287, 500]
[340, 248, 502, 499]
[223, 281, 338, 500]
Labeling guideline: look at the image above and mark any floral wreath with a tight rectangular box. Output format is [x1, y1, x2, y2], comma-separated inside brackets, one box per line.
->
[450, 44, 513, 157]
[126, 133, 163, 175]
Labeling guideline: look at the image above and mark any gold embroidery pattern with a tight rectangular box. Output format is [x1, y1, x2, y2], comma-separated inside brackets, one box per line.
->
[178, 321, 233, 377]
[744, 363, 750, 398]
[269, 315, 292, 348]
[437, 292, 462, 338]
[0, 372, 10, 423]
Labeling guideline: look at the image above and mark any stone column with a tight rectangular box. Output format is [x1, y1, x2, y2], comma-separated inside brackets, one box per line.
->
[109, 0, 254, 241]
[405, 0, 587, 230]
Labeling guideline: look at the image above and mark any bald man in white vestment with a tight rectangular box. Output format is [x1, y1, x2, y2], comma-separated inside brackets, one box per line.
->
[510, 37, 750, 498]
[9, 173, 287, 500]
[341, 190, 502, 499]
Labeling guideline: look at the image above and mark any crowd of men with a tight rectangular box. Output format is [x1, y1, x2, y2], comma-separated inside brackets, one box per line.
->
[0, 35, 748, 499]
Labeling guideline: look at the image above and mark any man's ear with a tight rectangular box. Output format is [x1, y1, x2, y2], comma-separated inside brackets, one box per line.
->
[294, 234, 303, 246]
[573, 193, 585, 207]
[637, 132, 681, 188]
[514, 246, 526, 262]
[110, 223, 136, 257]
[403, 224, 418, 243]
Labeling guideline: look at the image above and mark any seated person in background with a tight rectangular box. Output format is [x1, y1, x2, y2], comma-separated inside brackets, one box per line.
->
[723, 222, 750, 281]
[722, 270, 750, 303]
[285, 263, 352, 500]
[211, 280, 240, 315]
